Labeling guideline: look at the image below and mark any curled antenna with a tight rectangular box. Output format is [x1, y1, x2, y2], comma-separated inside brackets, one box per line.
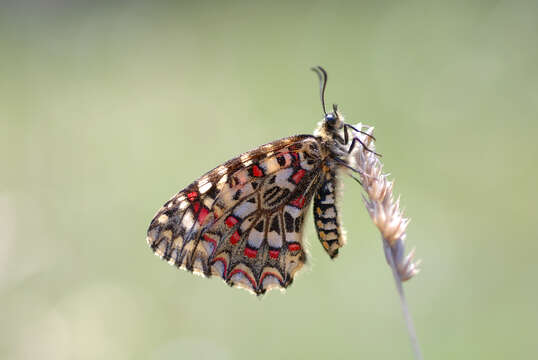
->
[311, 66, 328, 116]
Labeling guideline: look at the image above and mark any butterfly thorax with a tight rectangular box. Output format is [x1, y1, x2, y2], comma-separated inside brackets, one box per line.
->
[314, 110, 349, 162]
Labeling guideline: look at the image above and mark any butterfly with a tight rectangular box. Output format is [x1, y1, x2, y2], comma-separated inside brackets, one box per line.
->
[146, 67, 377, 295]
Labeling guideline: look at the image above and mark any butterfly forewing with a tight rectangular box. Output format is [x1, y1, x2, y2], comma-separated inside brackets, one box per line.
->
[147, 135, 324, 295]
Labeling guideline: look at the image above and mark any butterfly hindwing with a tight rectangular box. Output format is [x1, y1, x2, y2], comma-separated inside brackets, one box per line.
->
[147, 135, 324, 295]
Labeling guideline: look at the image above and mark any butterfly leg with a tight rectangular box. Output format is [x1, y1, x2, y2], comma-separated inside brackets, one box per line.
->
[339, 123, 376, 146]
[344, 124, 376, 141]
[347, 137, 381, 157]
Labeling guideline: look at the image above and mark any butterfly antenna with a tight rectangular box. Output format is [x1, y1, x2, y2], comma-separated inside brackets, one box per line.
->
[311, 66, 328, 116]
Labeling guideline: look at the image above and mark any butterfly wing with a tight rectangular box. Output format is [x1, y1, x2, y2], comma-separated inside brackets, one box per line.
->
[147, 135, 324, 295]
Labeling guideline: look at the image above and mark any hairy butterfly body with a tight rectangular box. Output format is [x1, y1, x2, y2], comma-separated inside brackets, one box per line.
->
[146, 67, 377, 295]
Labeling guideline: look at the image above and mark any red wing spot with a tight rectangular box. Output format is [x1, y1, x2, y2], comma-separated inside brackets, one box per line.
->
[192, 202, 200, 213]
[252, 165, 263, 177]
[228, 269, 257, 289]
[290, 195, 306, 208]
[244, 247, 258, 258]
[230, 231, 241, 244]
[288, 243, 301, 252]
[291, 169, 306, 184]
[225, 216, 239, 228]
[197, 207, 210, 224]
[269, 250, 280, 259]
[187, 191, 198, 202]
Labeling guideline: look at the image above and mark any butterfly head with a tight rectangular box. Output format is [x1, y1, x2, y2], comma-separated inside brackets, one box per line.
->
[324, 103, 344, 130]
[312, 66, 345, 133]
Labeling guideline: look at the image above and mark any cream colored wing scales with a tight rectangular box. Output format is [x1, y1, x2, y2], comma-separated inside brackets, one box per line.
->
[146, 136, 323, 295]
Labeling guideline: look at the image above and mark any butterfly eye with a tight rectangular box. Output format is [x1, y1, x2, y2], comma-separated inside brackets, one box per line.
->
[325, 113, 337, 125]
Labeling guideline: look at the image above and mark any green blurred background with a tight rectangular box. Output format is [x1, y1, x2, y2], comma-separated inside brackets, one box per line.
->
[1, 1, 537, 359]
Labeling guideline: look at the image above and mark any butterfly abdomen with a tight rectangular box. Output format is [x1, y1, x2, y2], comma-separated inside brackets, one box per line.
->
[313, 162, 346, 259]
